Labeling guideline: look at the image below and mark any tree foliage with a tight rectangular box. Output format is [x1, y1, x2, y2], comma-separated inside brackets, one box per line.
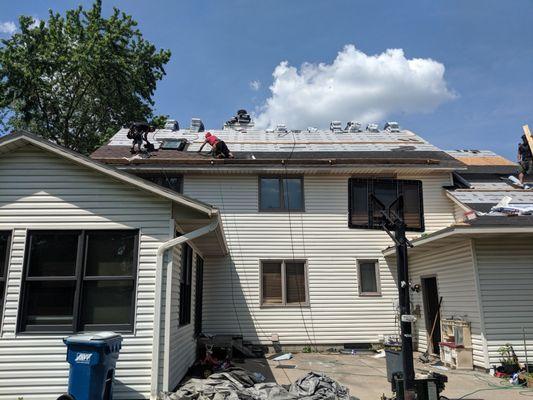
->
[0, 1, 171, 154]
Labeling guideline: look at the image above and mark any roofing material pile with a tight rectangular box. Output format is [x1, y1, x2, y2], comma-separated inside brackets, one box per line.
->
[159, 368, 351, 400]
[488, 196, 533, 216]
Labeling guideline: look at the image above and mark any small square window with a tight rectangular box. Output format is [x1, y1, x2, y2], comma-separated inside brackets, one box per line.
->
[358, 260, 381, 296]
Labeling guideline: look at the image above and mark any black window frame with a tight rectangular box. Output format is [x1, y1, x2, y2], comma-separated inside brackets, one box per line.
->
[348, 178, 425, 232]
[258, 176, 305, 212]
[18, 229, 139, 334]
[0, 231, 12, 322]
[259, 259, 309, 307]
[139, 173, 183, 193]
[194, 255, 204, 337]
[179, 243, 193, 327]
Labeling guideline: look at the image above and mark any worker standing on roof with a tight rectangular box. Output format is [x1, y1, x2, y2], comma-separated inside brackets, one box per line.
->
[198, 132, 234, 159]
[518, 134, 533, 185]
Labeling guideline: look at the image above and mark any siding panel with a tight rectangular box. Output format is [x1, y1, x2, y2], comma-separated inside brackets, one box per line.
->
[0, 144, 172, 400]
[184, 174, 456, 345]
[475, 237, 533, 365]
[407, 240, 486, 367]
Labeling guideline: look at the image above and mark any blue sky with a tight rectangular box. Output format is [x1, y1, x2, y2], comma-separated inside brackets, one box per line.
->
[1, 0, 532, 159]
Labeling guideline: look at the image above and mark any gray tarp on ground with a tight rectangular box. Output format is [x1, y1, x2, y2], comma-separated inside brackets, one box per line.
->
[159, 368, 351, 400]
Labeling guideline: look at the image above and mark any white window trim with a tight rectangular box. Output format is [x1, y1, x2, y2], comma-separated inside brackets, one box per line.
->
[357, 259, 381, 297]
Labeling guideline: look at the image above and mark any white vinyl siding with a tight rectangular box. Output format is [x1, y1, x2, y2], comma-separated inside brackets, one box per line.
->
[0, 144, 172, 400]
[407, 239, 486, 368]
[475, 236, 533, 366]
[165, 245, 198, 392]
[184, 174, 456, 345]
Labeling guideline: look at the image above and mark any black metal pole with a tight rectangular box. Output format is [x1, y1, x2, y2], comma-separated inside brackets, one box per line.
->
[395, 220, 416, 400]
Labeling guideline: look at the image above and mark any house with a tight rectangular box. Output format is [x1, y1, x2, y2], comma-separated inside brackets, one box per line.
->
[385, 149, 533, 369]
[0, 132, 227, 399]
[2, 122, 531, 399]
[91, 123, 464, 349]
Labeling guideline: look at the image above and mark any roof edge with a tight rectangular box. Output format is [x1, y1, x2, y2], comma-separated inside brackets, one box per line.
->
[383, 224, 533, 257]
[0, 131, 217, 217]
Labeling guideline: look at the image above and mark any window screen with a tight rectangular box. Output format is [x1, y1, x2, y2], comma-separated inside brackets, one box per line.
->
[285, 262, 306, 304]
[19, 230, 138, 333]
[262, 262, 282, 304]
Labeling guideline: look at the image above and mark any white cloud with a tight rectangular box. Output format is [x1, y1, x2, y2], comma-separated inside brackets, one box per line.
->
[255, 45, 456, 129]
[249, 80, 261, 91]
[0, 21, 17, 35]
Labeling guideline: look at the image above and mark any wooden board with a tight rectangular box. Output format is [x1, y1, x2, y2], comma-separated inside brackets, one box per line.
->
[454, 155, 516, 166]
[523, 124, 533, 154]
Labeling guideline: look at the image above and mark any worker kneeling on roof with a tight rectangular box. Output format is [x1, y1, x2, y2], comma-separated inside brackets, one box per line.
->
[198, 132, 234, 159]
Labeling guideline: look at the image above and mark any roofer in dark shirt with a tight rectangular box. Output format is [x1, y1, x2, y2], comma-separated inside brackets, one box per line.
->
[518, 134, 533, 185]
[197, 132, 234, 159]
[127, 122, 155, 154]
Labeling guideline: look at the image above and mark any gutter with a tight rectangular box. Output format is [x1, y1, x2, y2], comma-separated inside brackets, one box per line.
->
[150, 218, 220, 399]
[382, 225, 533, 257]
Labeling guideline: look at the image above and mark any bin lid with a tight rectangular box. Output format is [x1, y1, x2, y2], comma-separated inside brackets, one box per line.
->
[64, 331, 122, 346]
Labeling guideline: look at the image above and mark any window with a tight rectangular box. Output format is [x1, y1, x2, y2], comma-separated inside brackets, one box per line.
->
[0, 232, 11, 320]
[357, 260, 381, 296]
[19, 230, 138, 333]
[140, 174, 183, 193]
[260, 260, 307, 306]
[194, 256, 204, 337]
[179, 243, 193, 326]
[348, 178, 424, 231]
[259, 177, 304, 211]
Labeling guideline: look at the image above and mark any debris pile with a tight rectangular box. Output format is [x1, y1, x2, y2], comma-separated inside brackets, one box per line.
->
[488, 196, 533, 216]
[160, 368, 351, 400]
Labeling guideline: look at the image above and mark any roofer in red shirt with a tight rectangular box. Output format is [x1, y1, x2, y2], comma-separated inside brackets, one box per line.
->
[198, 132, 234, 159]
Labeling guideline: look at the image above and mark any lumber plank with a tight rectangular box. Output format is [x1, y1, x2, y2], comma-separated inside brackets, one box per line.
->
[523, 124, 533, 155]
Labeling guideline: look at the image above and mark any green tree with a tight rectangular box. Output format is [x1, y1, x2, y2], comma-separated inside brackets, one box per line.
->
[0, 1, 171, 154]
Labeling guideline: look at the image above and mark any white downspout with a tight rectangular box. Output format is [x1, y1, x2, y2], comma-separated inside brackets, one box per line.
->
[150, 218, 220, 399]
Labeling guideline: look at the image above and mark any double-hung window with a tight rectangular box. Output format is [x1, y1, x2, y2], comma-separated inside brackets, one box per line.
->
[179, 243, 193, 326]
[259, 177, 304, 211]
[349, 178, 424, 231]
[19, 230, 138, 333]
[261, 260, 308, 306]
[0, 231, 11, 321]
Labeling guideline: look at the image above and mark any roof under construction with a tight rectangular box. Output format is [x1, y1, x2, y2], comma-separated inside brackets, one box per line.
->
[92, 126, 464, 170]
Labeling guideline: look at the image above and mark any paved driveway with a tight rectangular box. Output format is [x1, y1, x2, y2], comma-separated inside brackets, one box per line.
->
[235, 352, 529, 400]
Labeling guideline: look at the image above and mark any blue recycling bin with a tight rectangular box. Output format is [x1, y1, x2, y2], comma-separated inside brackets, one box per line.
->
[62, 332, 123, 400]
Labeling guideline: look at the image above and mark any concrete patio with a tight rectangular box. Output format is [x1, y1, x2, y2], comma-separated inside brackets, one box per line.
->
[234, 352, 530, 400]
